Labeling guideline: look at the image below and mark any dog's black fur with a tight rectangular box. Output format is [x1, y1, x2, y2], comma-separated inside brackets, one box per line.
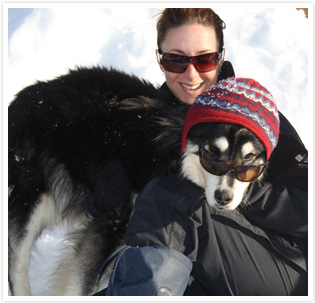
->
[8, 66, 189, 295]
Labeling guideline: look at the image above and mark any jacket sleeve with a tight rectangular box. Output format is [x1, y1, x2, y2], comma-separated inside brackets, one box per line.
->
[125, 176, 202, 261]
[244, 112, 308, 248]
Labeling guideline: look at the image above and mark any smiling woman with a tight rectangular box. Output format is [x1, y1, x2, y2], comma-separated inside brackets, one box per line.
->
[156, 8, 225, 104]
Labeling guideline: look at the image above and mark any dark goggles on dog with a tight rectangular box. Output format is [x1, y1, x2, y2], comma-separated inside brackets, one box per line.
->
[157, 49, 224, 73]
[199, 141, 266, 182]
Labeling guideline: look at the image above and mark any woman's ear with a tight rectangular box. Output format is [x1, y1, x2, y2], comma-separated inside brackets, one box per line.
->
[219, 49, 225, 70]
[156, 49, 165, 73]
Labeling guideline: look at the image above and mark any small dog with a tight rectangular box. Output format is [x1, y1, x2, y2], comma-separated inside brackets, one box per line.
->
[8, 68, 277, 295]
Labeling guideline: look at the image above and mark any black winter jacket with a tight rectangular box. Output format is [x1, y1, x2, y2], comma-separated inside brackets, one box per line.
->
[159, 61, 308, 251]
[126, 61, 308, 295]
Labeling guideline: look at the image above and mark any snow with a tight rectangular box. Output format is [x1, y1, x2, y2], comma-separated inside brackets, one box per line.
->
[4, 3, 313, 298]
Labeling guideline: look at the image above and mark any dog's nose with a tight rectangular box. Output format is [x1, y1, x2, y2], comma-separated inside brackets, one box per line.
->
[215, 189, 233, 206]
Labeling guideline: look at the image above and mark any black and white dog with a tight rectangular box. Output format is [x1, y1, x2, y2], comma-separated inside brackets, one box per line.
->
[182, 122, 266, 210]
[8, 67, 268, 295]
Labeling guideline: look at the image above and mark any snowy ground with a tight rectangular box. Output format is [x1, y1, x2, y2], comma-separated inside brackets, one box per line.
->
[4, 3, 312, 298]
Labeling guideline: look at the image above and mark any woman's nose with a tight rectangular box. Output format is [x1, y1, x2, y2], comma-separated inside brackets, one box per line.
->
[184, 63, 199, 80]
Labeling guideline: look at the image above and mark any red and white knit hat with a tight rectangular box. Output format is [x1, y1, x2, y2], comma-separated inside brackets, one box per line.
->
[181, 77, 280, 159]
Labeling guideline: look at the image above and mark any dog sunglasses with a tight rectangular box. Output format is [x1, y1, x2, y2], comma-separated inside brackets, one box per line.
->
[157, 49, 223, 73]
[199, 141, 266, 182]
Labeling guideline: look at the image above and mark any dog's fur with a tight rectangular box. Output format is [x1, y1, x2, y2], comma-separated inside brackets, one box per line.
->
[8, 66, 266, 295]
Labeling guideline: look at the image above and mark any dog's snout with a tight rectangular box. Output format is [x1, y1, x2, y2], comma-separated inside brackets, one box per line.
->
[215, 189, 234, 206]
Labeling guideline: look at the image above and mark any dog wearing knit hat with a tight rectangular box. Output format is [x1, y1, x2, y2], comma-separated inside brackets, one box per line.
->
[181, 77, 280, 210]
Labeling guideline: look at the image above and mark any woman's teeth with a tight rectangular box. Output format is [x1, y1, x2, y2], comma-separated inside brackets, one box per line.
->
[181, 83, 203, 90]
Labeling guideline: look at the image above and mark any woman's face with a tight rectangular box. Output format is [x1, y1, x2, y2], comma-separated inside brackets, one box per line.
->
[159, 23, 223, 105]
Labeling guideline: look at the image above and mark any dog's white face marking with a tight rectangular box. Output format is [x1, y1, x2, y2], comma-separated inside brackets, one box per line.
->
[203, 174, 250, 210]
[214, 137, 229, 153]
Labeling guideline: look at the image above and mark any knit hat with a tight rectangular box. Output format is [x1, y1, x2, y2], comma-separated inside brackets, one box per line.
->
[181, 77, 280, 159]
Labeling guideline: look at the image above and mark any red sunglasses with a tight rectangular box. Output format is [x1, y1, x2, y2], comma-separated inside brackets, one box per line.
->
[199, 141, 266, 182]
[157, 49, 224, 73]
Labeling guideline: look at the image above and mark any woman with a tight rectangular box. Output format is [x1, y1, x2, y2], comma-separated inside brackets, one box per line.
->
[95, 8, 308, 296]
[156, 8, 234, 105]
